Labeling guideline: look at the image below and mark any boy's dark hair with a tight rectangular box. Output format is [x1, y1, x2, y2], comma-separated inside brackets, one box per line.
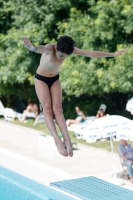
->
[57, 35, 75, 55]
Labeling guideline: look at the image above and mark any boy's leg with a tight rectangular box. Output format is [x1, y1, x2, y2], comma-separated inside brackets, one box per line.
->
[50, 79, 73, 157]
[34, 78, 68, 157]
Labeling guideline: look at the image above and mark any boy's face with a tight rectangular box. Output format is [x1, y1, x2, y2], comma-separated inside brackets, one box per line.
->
[55, 46, 68, 60]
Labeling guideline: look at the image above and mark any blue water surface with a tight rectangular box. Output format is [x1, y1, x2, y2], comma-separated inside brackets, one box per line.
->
[0, 166, 74, 200]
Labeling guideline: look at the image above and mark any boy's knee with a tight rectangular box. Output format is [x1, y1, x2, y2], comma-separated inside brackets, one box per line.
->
[43, 105, 53, 115]
[53, 104, 63, 115]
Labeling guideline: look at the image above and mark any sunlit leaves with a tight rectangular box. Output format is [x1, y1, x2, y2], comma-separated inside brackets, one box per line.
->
[58, 0, 133, 96]
[1, 0, 133, 101]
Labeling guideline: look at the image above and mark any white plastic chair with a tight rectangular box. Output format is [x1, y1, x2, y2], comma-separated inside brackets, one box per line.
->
[118, 152, 129, 179]
[0, 100, 18, 121]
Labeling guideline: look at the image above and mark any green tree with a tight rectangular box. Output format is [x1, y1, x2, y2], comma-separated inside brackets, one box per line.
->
[58, 0, 133, 96]
[0, 0, 133, 109]
[0, 0, 72, 104]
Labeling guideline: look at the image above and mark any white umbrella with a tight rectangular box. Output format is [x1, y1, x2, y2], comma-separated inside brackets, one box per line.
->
[81, 115, 131, 184]
[82, 115, 130, 142]
[126, 97, 133, 114]
[117, 120, 133, 141]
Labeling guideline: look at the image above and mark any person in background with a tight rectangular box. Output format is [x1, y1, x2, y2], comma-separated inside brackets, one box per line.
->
[20, 103, 39, 123]
[118, 139, 133, 183]
[96, 109, 106, 118]
[66, 106, 86, 126]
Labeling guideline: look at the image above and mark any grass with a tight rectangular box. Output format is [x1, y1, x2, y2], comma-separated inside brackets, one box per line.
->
[9, 118, 133, 153]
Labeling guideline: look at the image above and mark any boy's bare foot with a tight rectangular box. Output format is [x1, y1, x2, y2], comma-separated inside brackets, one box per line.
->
[55, 139, 68, 157]
[63, 138, 73, 157]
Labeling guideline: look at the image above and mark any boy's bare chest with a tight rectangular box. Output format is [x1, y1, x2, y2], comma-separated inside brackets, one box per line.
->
[40, 53, 62, 70]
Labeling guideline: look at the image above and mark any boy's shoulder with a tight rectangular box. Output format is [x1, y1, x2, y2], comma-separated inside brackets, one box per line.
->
[43, 44, 55, 53]
[45, 43, 55, 48]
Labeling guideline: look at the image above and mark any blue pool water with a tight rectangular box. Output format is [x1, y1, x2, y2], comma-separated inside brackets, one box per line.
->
[0, 166, 74, 200]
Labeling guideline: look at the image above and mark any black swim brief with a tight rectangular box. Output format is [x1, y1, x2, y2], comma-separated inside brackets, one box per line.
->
[34, 73, 59, 88]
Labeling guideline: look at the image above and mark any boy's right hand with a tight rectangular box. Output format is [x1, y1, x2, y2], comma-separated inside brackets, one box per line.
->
[24, 37, 35, 51]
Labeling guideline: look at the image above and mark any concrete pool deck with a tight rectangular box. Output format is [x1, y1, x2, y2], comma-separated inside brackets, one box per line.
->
[0, 120, 133, 192]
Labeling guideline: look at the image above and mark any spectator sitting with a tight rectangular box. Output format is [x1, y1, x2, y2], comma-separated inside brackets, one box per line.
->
[20, 103, 39, 123]
[118, 139, 133, 183]
[96, 109, 106, 118]
[66, 106, 86, 127]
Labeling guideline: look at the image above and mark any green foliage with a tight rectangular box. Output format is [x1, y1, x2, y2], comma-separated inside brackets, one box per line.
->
[0, 0, 72, 103]
[58, 1, 133, 96]
[0, 0, 133, 113]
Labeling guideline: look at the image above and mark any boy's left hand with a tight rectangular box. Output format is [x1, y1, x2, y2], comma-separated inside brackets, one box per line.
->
[114, 48, 128, 57]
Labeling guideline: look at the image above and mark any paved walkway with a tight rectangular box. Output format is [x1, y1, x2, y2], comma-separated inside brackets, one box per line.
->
[0, 120, 133, 192]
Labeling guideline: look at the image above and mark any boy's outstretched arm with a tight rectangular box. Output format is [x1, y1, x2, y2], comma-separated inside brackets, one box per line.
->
[73, 47, 128, 58]
[23, 37, 53, 54]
